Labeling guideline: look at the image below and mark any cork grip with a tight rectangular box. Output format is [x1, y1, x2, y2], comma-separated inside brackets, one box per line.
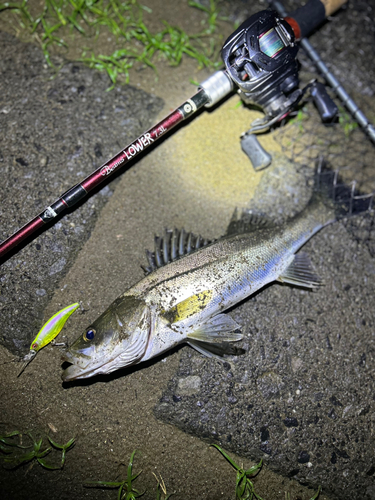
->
[322, 0, 347, 16]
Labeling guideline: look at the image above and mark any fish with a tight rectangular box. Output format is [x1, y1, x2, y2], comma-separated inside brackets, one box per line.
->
[61, 165, 373, 382]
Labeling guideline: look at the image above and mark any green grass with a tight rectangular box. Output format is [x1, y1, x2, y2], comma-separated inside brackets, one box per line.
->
[84, 445, 322, 500]
[0, 430, 75, 470]
[0, 0, 227, 88]
[85, 449, 174, 500]
[289, 108, 309, 134]
[211, 445, 322, 500]
[338, 107, 359, 137]
[211, 444, 264, 500]
[1, 431, 322, 499]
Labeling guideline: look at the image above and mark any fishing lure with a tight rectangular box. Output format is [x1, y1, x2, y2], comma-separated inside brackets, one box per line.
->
[18, 303, 80, 376]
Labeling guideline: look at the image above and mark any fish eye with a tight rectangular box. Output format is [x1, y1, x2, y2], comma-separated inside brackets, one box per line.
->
[83, 329, 96, 342]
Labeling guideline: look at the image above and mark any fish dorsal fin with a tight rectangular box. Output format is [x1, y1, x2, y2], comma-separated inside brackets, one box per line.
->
[187, 313, 243, 343]
[162, 290, 213, 324]
[142, 228, 212, 275]
[278, 252, 322, 289]
[226, 208, 275, 236]
[188, 339, 246, 360]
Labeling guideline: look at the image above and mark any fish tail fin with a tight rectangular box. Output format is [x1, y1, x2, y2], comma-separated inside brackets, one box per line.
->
[313, 158, 374, 222]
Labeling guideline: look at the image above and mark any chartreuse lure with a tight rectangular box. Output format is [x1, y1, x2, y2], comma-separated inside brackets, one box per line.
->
[18, 303, 80, 376]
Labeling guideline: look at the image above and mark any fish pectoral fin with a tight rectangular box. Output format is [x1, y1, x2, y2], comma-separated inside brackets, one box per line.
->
[187, 314, 243, 343]
[278, 252, 323, 289]
[188, 339, 246, 360]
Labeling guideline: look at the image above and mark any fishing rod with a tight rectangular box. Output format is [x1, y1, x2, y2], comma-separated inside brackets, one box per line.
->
[0, 0, 351, 261]
[272, 0, 375, 145]
[0, 87, 219, 259]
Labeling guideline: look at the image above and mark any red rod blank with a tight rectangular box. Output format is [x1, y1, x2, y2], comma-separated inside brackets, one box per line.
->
[0, 89, 209, 261]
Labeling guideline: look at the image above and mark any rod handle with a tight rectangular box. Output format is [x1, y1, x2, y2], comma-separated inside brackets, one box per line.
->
[323, 0, 347, 16]
[285, 0, 347, 39]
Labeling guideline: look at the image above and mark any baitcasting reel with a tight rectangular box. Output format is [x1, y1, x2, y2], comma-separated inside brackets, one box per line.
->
[222, 9, 301, 132]
[198, 5, 340, 170]
[221, 8, 337, 133]
[7, 0, 373, 260]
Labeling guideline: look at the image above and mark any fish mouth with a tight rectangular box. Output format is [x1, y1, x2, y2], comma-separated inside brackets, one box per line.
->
[61, 362, 83, 382]
[61, 351, 95, 382]
[61, 360, 98, 382]
[61, 350, 119, 382]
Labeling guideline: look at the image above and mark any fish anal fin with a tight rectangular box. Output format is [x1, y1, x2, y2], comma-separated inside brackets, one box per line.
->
[187, 314, 243, 343]
[278, 252, 322, 289]
[188, 339, 246, 360]
[163, 290, 213, 324]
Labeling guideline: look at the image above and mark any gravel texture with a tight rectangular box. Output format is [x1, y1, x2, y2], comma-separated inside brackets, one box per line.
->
[154, 4, 375, 498]
[0, 31, 163, 355]
[154, 158, 375, 500]
[1, 1, 375, 499]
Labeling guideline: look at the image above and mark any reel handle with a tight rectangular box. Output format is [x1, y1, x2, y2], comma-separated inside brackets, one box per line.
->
[310, 81, 338, 122]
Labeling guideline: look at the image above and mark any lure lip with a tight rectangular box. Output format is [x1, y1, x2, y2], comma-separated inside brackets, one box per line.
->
[17, 350, 37, 377]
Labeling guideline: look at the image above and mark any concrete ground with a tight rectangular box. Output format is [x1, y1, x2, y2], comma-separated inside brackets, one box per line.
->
[0, 1, 374, 499]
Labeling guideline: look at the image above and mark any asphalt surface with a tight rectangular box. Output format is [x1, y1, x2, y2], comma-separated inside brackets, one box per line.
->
[1, 1, 375, 499]
[0, 31, 163, 355]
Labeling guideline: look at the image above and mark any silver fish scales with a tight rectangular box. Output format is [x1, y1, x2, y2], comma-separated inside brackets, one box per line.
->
[61, 167, 373, 382]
